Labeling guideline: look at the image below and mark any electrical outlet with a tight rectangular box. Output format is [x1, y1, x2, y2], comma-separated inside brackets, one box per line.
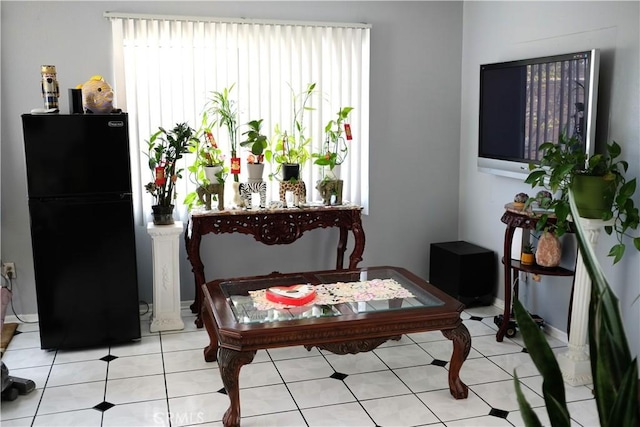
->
[2, 262, 16, 279]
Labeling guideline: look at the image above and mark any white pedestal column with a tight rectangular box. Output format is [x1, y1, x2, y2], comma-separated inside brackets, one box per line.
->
[147, 221, 185, 333]
[557, 217, 611, 386]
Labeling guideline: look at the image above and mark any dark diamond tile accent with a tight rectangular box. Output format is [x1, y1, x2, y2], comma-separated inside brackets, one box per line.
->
[217, 387, 227, 395]
[100, 355, 118, 362]
[469, 316, 483, 321]
[93, 401, 115, 412]
[521, 348, 529, 353]
[431, 359, 447, 367]
[489, 408, 509, 419]
[330, 372, 348, 380]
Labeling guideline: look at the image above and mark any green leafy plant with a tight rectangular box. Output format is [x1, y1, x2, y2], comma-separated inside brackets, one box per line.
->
[204, 84, 239, 181]
[144, 122, 197, 207]
[240, 119, 268, 164]
[266, 82, 317, 179]
[183, 128, 228, 211]
[525, 134, 639, 263]
[513, 191, 639, 426]
[312, 106, 354, 179]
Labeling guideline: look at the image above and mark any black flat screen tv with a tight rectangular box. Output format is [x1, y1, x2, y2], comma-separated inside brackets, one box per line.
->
[477, 49, 600, 179]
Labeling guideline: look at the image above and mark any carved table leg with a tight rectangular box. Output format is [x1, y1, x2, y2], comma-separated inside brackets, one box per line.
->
[442, 323, 471, 399]
[202, 303, 219, 362]
[218, 347, 256, 427]
[349, 218, 366, 269]
[337, 226, 347, 269]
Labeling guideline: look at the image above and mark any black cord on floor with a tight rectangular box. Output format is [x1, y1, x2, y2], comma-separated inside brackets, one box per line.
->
[139, 300, 150, 316]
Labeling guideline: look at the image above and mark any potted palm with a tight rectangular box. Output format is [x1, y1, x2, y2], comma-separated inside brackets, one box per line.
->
[525, 134, 639, 263]
[266, 83, 317, 181]
[144, 122, 197, 224]
[240, 119, 268, 181]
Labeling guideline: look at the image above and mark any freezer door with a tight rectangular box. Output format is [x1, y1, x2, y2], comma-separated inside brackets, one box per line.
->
[22, 114, 133, 198]
[28, 196, 141, 349]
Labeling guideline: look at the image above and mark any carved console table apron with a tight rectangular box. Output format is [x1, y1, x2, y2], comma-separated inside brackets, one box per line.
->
[185, 205, 365, 326]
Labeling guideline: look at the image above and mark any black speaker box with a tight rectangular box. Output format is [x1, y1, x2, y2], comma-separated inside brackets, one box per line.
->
[429, 241, 496, 306]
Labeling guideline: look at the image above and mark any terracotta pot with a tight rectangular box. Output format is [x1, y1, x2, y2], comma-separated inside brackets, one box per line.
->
[151, 204, 174, 225]
[536, 231, 561, 267]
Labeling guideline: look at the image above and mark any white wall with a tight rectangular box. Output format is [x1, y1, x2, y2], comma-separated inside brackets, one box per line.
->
[460, 2, 640, 358]
[0, 2, 463, 317]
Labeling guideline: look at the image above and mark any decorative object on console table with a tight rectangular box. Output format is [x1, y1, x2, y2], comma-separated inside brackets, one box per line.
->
[239, 119, 268, 208]
[147, 221, 185, 333]
[265, 82, 317, 181]
[429, 241, 496, 306]
[204, 85, 239, 182]
[525, 135, 639, 264]
[313, 106, 354, 205]
[184, 117, 228, 212]
[145, 122, 197, 224]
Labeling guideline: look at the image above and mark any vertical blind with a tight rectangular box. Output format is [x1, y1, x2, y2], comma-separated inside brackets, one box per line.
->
[106, 12, 370, 223]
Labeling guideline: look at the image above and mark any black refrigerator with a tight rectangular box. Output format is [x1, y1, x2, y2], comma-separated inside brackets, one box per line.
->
[22, 113, 141, 350]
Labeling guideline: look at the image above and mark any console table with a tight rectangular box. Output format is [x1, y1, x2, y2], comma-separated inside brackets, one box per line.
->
[497, 204, 574, 342]
[185, 204, 365, 326]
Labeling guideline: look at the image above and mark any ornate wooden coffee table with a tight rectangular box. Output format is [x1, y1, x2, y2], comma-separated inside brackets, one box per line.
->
[201, 266, 471, 427]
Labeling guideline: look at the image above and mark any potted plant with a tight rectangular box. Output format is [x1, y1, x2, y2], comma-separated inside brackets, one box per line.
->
[313, 106, 354, 180]
[144, 122, 197, 224]
[520, 243, 535, 265]
[266, 83, 317, 181]
[524, 134, 639, 264]
[205, 84, 239, 182]
[240, 119, 268, 181]
[183, 128, 228, 211]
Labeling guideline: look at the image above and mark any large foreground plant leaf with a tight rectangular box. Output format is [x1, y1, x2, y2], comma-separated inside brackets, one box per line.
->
[513, 191, 639, 426]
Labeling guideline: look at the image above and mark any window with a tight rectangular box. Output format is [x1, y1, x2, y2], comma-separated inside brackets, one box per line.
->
[107, 13, 370, 222]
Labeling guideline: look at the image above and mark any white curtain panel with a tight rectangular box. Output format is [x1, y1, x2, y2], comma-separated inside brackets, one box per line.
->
[107, 13, 370, 223]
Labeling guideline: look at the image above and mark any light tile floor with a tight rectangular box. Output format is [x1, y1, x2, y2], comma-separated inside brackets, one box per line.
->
[0, 305, 599, 426]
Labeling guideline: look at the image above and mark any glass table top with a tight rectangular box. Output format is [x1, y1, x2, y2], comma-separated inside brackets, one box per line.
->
[219, 268, 445, 324]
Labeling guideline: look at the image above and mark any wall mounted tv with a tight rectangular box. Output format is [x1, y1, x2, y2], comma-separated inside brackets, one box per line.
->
[478, 49, 600, 179]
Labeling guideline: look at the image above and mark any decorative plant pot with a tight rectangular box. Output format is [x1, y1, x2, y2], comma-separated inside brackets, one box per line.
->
[536, 231, 561, 267]
[520, 252, 535, 265]
[247, 163, 265, 182]
[151, 204, 174, 225]
[316, 179, 343, 205]
[204, 165, 223, 183]
[572, 174, 616, 219]
[282, 163, 300, 182]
